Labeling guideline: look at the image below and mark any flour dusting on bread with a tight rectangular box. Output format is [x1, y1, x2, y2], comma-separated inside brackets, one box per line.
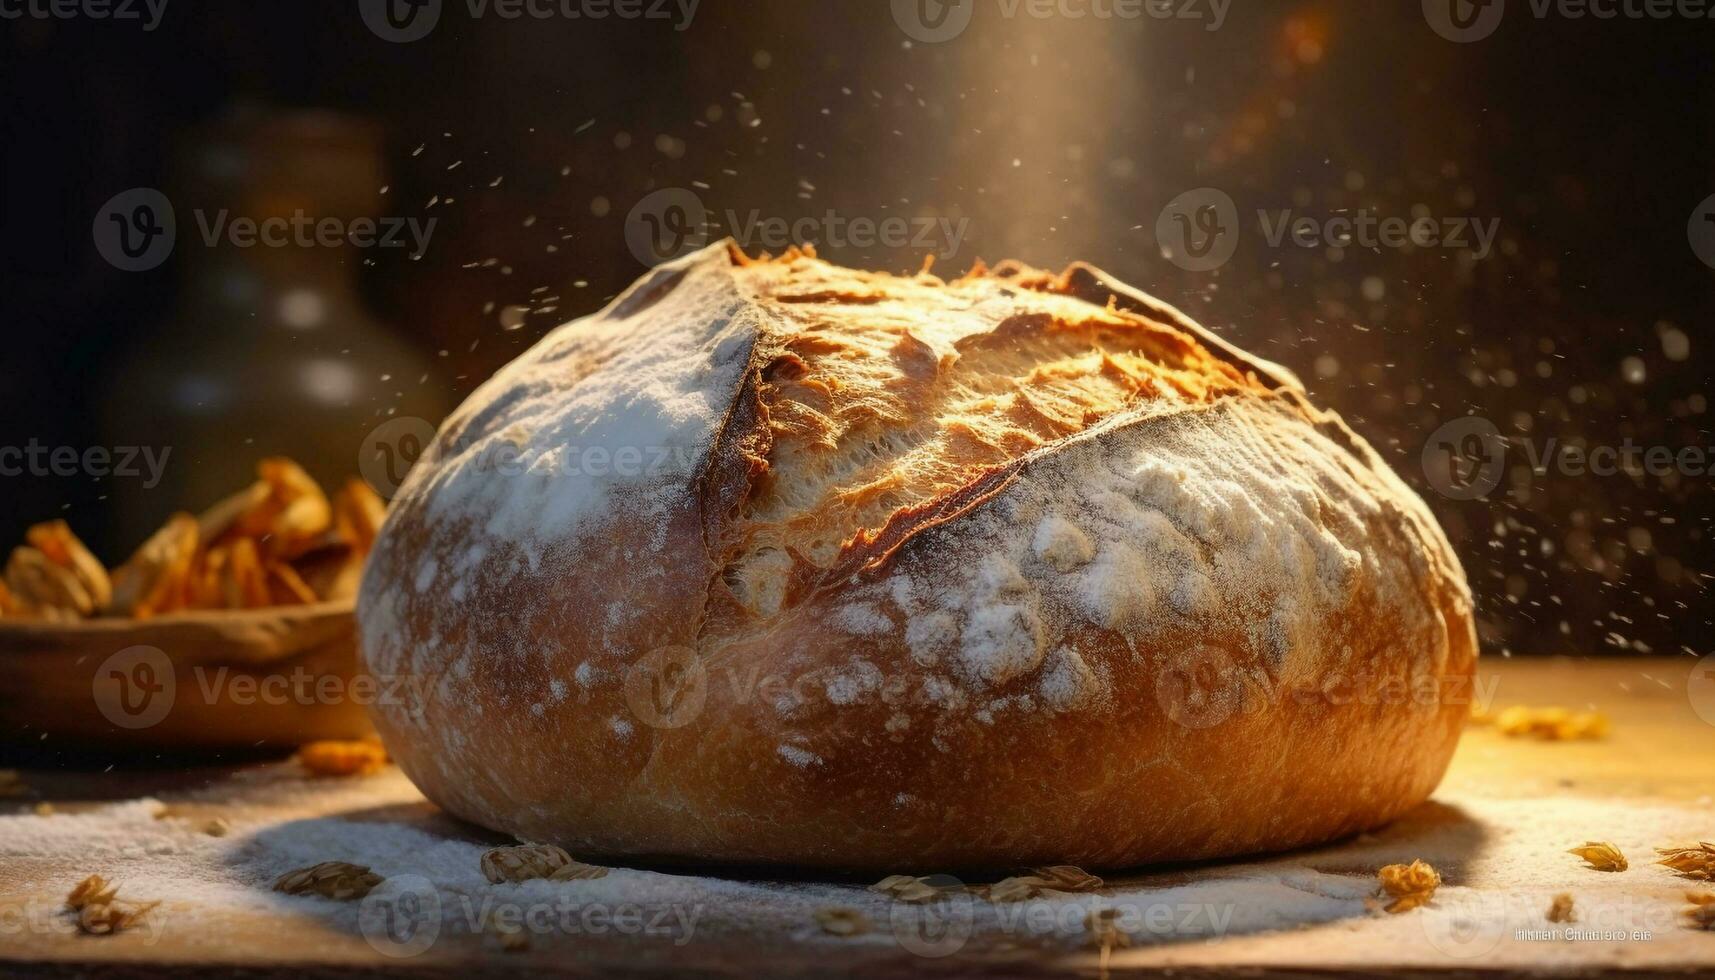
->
[357, 241, 1477, 872]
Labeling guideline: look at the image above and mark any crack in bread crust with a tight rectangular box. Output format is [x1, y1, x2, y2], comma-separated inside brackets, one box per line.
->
[712, 246, 1279, 632]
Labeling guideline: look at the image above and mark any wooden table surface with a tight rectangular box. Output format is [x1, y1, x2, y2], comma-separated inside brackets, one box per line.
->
[2, 655, 1712, 978]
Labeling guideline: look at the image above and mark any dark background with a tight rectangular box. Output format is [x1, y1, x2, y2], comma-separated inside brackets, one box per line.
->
[1, 0, 1711, 657]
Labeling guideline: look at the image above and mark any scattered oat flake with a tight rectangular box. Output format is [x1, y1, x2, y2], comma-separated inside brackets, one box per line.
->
[1547, 893, 1576, 923]
[273, 861, 383, 900]
[66, 875, 117, 911]
[1657, 843, 1715, 880]
[77, 900, 159, 936]
[814, 908, 869, 936]
[980, 875, 1046, 903]
[1086, 906, 1133, 979]
[548, 861, 610, 882]
[482, 843, 574, 884]
[1685, 891, 1715, 930]
[1492, 705, 1609, 741]
[974, 866, 1102, 903]
[1568, 842, 1628, 872]
[203, 818, 231, 837]
[33, 802, 54, 816]
[869, 875, 942, 903]
[0, 770, 26, 797]
[294, 739, 389, 777]
[1376, 860, 1441, 913]
[1031, 865, 1104, 892]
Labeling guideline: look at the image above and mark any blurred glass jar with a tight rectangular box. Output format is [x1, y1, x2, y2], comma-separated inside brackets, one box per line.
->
[98, 107, 452, 545]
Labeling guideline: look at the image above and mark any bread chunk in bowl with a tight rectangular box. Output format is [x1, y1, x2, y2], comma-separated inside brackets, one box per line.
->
[358, 241, 1476, 872]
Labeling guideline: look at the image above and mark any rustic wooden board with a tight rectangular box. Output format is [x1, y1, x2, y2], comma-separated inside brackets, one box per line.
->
[2, 656, 1712, 978]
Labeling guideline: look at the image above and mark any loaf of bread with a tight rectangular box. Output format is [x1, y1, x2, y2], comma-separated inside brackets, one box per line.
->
[357, 241, 1476, 872]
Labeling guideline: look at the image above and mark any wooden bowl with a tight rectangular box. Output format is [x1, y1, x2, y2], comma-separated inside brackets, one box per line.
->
[0, 602, 373, 755]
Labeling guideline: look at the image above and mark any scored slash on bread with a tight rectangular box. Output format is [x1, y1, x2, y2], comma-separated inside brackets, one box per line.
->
[359, 241, 1477, 873]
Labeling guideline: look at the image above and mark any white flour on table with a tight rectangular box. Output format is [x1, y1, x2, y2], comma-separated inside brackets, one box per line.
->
[1, 765, 1710, 968]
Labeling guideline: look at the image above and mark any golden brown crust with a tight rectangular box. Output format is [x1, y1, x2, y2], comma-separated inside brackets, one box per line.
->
[358, 242, 1476, 872]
